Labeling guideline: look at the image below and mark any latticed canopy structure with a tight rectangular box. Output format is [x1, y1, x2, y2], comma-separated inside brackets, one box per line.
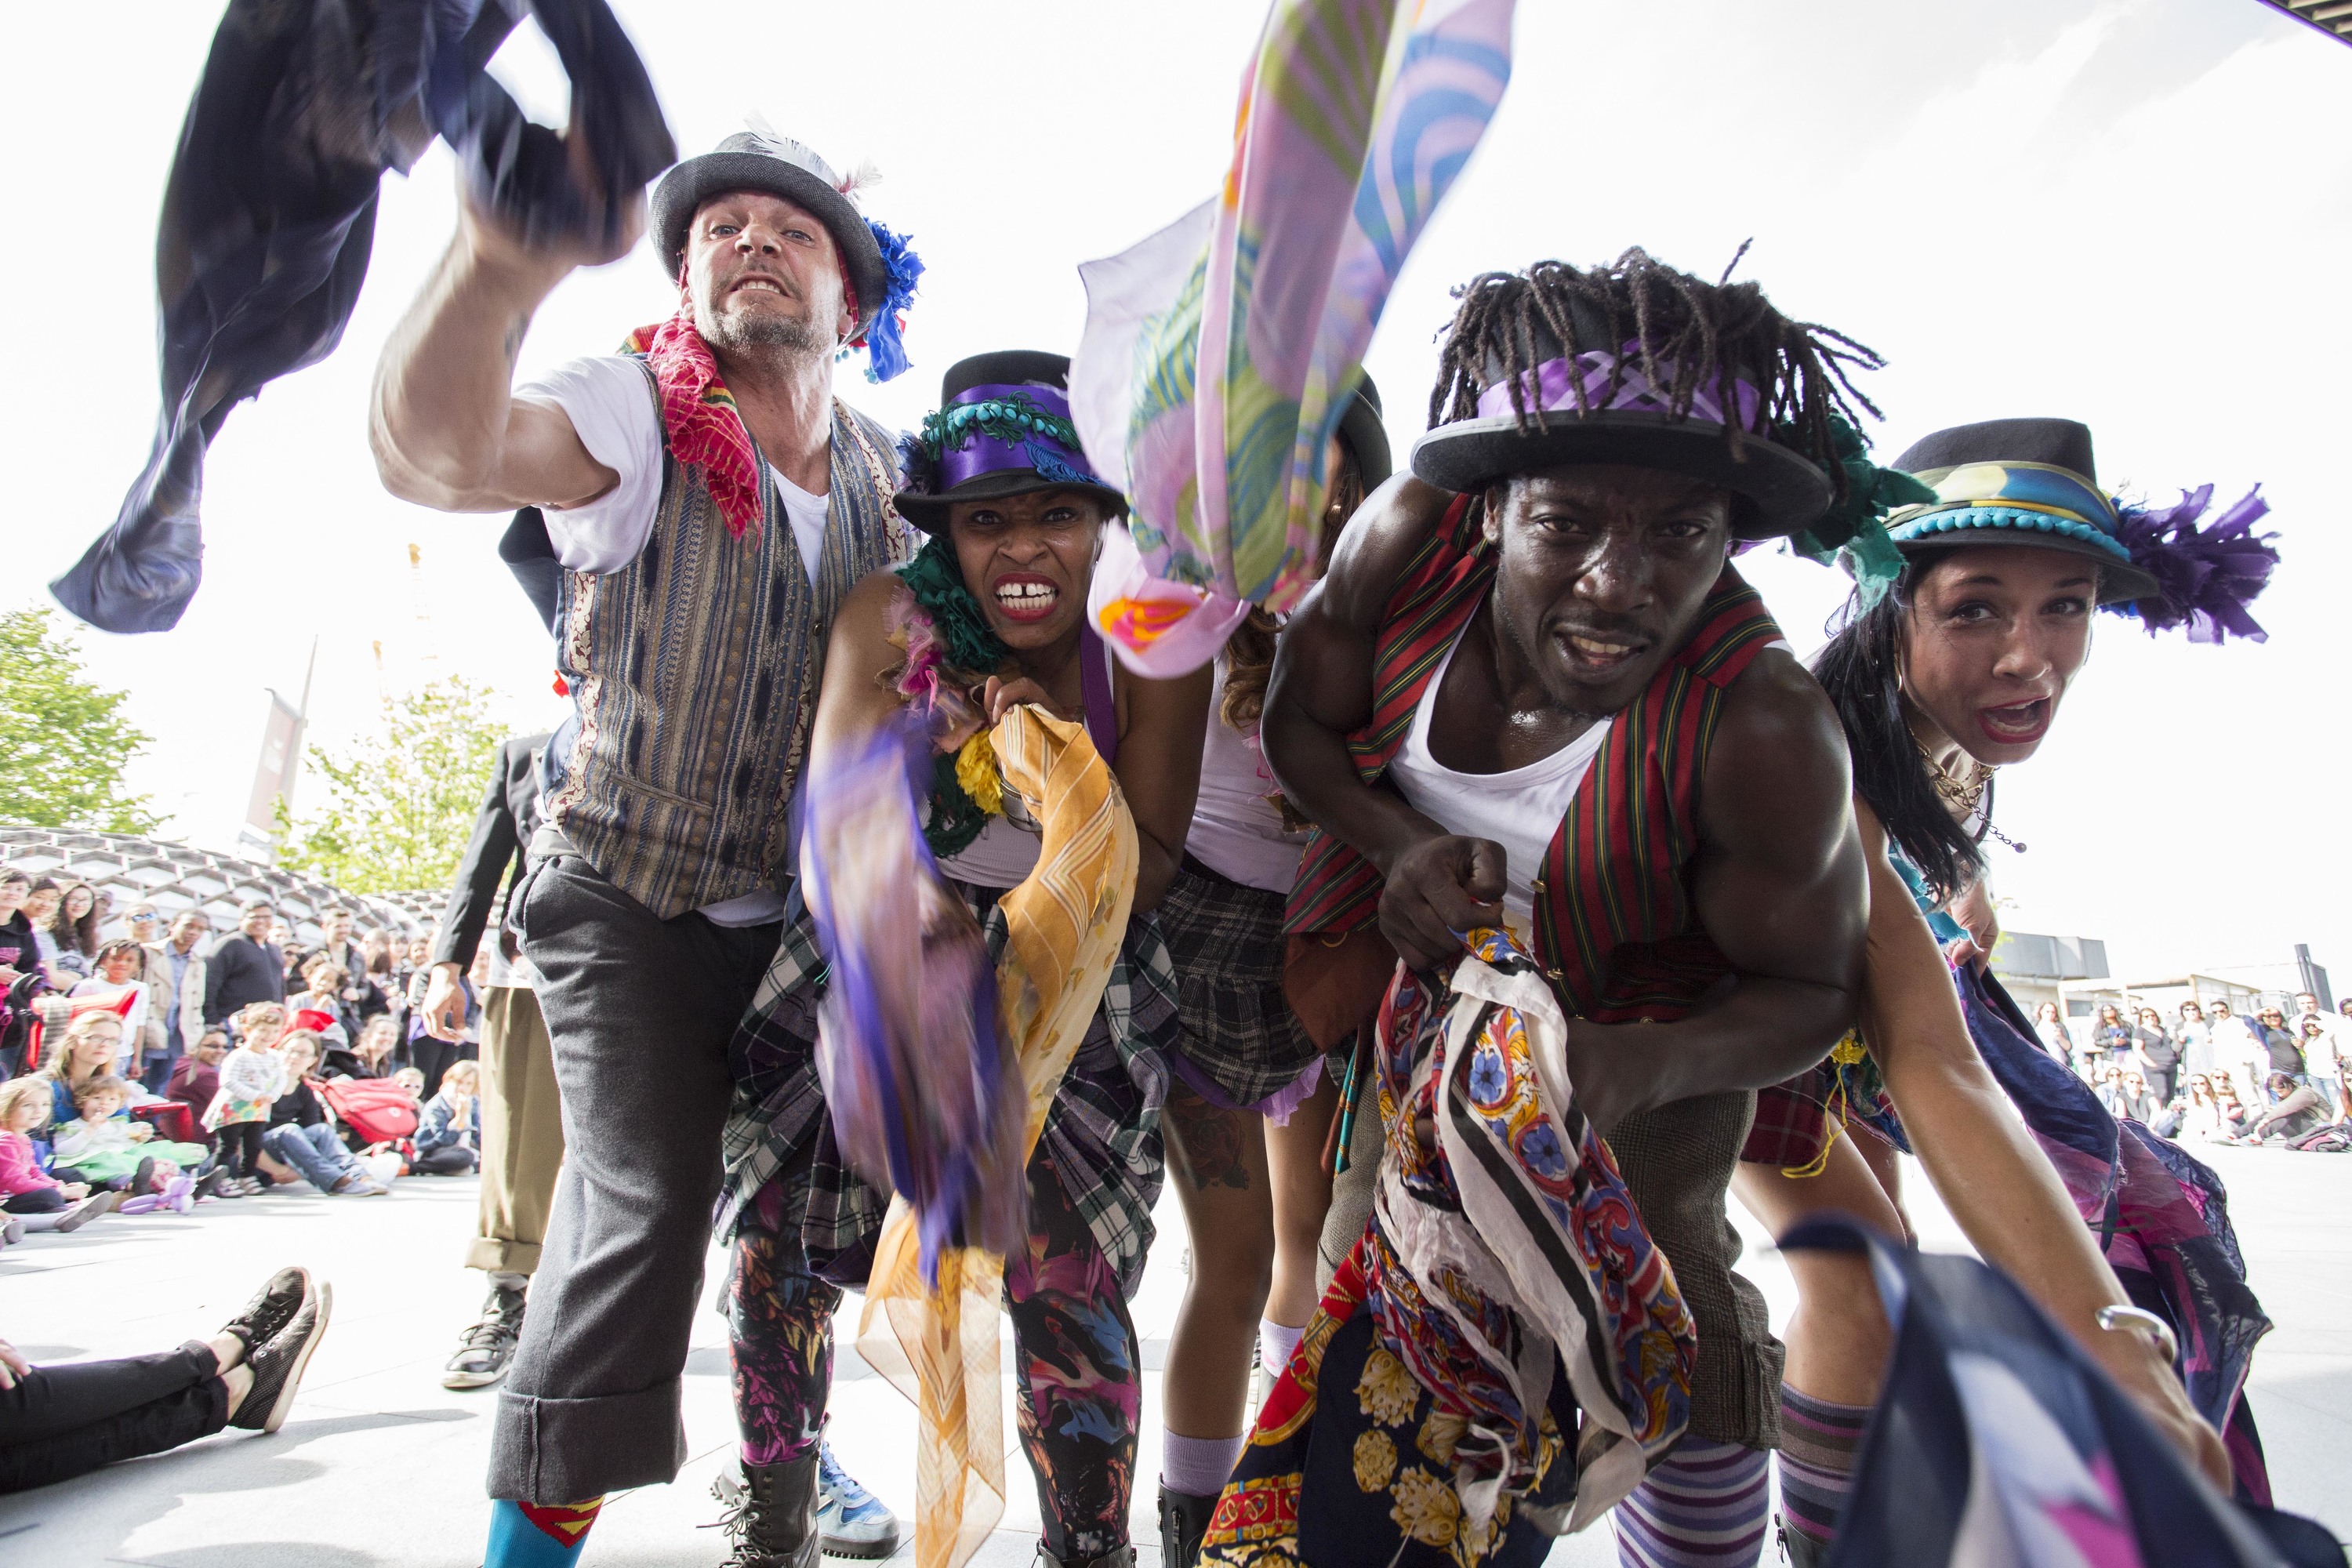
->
[2262, 0, 2352, 44]
[0, 825, 437, 949]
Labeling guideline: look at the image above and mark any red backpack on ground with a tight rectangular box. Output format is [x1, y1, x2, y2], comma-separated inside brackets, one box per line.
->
[317, 1077, 420, 1145]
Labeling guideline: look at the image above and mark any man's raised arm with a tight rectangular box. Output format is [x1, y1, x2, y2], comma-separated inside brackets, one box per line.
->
[370, 194, 639, 514]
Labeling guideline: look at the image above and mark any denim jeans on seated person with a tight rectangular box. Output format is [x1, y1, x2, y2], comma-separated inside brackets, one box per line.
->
[262, 1123, 362, 1192]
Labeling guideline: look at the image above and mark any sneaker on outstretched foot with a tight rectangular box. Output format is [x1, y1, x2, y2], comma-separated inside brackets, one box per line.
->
[443, 1280, 527, 1390]
[817, 1440, 902, 1559]
[230, 1279, 332, 1433]
[52, 1192, 114, 1232]
[220, 1267, 312, 1357]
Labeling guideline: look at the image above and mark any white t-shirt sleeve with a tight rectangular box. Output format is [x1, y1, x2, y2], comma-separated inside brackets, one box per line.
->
[514, 355, 665, 574]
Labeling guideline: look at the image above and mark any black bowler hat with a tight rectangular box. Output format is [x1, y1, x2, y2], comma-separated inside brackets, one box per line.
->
[1410, 292, 1831, 538]
[1337, 376, 1392, 490]
[1884, 418, 2161, 604]
[893, 352, 1127, 531]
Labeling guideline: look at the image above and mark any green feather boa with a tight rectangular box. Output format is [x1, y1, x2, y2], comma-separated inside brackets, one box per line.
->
[895, 535, 1009, 858]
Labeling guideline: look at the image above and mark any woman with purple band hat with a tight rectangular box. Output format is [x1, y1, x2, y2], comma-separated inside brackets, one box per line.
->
[721, 350, 1211, 1568]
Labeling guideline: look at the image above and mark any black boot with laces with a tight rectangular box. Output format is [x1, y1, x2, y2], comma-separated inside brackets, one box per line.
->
[708, 1453, 822, 1568]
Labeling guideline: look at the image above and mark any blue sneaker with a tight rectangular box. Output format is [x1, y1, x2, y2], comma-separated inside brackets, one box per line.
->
[816, 1441, 901, 1559]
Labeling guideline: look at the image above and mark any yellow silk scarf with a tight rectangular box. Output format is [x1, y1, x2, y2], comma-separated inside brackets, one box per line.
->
[854, 705, 1137, 1568]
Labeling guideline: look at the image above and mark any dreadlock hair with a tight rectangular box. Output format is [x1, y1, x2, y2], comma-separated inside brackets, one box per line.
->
[1427, 249, 1888, 513]
[1220, 437, 1369, 734]
[1809, 547, 1987, 903]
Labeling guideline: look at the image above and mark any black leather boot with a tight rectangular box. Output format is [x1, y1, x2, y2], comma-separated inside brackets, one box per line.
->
[710, 1452, 822, 1568]
[1035, 1544, 1137, 1568]
[1158, 1483, 1219, 1568]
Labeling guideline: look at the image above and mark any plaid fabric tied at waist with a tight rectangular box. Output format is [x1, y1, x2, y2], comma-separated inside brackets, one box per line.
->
[718, 900, 1174, 1296]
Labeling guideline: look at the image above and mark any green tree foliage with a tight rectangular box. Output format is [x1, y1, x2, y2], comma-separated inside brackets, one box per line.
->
[0, 606, 162, 833]
[277, 676, 505, 895]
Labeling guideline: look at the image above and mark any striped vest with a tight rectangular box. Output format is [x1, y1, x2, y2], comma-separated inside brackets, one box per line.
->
[1285, 494, 1782, 1022]
[550, 365, 911, 919]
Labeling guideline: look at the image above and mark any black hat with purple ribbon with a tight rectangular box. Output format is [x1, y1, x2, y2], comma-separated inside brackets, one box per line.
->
[894, 351, 1128, 531]
[1408, 252, 1922, 546]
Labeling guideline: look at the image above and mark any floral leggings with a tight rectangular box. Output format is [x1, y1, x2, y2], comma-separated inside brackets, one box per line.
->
[728, 1147, 1142, 1562]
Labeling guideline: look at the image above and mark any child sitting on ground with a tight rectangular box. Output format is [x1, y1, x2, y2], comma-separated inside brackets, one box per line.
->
[0, 1079, 112, 1234]
[391, 1066, 426, 1101]
[205, 1002, 288, 1198]
[50, 1077, 205, 1207]
[411, 1059, 481, 1175]
[285, 957, 353, 1051]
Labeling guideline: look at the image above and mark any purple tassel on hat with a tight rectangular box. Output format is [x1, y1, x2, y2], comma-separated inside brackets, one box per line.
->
[2108, 485, 2280, 644]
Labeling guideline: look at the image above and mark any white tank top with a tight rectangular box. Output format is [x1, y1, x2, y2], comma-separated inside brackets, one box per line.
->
[1385, 627, 1607, 924]
[1184, 659, 1311, 893]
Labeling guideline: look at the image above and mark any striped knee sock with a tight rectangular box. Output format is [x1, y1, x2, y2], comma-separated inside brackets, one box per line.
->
[1613, 1439, 1770, 1568]
[1775, 1385, 1871, 1550]
[485, 1497, 604, 1566]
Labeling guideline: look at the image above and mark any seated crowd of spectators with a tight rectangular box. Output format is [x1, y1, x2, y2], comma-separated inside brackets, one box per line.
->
[2030, 992, 2352, 1151]
[0, 866, 489, 1243]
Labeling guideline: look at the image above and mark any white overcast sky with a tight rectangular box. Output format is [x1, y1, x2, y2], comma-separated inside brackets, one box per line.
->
[2, 0, 2346, 986]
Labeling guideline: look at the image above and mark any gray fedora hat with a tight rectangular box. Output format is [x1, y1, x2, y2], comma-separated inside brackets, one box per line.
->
[1408, 296, 1831, 539]
[650, 129, 885, 331]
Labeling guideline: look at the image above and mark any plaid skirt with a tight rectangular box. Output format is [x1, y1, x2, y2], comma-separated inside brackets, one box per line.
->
[717, 880, 1175, 1295]
[1740, 1036, 1911, 1171]
[1156, 857, 1325, 1115]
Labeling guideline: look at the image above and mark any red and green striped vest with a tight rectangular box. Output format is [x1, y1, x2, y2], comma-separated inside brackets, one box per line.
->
[1284, 493, 1783, 1023]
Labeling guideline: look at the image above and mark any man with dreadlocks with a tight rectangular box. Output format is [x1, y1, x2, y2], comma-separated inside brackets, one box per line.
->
[1227, 252, 1889, 1568]
[372, 125, 919, 1568]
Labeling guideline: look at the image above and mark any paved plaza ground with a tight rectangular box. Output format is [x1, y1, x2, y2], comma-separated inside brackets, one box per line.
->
[2, 1146, 2345, 1567]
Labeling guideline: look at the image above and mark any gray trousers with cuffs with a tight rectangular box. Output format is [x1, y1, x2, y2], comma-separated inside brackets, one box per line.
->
[488, 848, 779, 1504]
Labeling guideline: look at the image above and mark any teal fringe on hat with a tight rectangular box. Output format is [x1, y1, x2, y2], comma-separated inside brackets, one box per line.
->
[1788, 417, 1934, 604]
[1890, 506, 2132, 561]
[898, 392, 1091, 491]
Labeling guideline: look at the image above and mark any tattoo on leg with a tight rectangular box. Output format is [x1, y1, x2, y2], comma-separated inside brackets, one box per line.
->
[1166, 1086, 1252, 1192]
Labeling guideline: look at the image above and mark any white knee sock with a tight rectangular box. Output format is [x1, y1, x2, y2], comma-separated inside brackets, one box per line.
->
[1161, 1430, 1246, 1498]
[1258, 1317, 1305, 1377]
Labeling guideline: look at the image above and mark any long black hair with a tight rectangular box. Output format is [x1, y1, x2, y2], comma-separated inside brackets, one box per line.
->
[1809, 549, 1987, 902]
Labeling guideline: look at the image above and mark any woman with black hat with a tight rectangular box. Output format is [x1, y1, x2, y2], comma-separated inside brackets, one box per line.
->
[1151, 380, 1391, 1564]
[719, 350, 1209, 1568]
[1733, 419, 2274, 1561]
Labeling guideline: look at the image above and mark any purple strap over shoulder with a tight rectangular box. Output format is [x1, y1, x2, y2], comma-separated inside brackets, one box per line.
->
[1079, 623, 1118, 769]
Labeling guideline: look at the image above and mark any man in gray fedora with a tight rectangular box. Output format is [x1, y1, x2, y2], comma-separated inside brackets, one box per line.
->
[372, 125, 917, 1568]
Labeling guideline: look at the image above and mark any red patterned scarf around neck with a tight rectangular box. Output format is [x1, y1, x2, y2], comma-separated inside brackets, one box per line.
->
[622, 307, 766, 541]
